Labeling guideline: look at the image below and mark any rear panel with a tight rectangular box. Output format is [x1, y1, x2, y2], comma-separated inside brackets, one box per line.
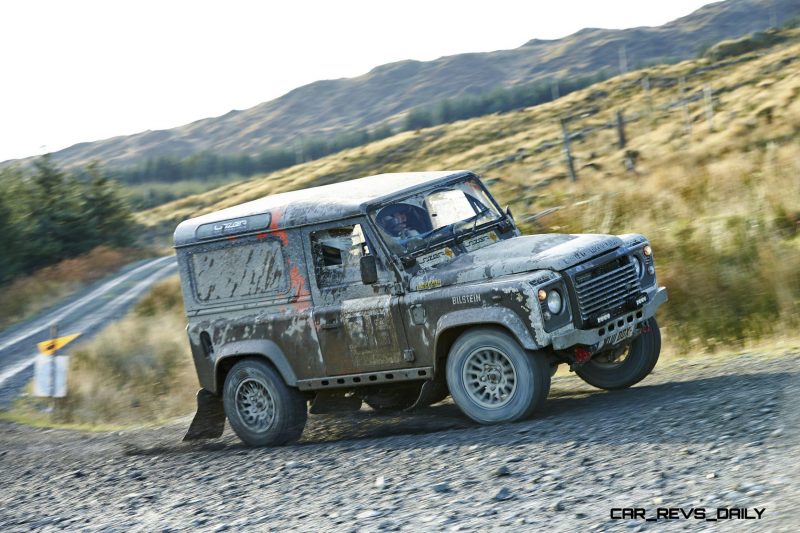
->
[176, 229, 324, 391]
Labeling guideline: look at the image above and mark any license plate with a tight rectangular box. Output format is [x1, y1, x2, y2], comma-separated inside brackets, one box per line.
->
[609, 326, 634, 345]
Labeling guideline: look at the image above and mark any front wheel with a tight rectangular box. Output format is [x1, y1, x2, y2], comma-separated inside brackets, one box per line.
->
[446, 328, 550, 424]
[575, 317, 661, 390]
[223, 358, 307, 447]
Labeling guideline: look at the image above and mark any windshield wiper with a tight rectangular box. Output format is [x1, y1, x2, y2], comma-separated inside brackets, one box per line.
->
[419, 223, 457, 257]
[461, 208, 492, 241]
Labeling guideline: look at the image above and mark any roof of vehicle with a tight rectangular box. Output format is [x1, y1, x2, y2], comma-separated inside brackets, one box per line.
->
[174, 170, 472, 246]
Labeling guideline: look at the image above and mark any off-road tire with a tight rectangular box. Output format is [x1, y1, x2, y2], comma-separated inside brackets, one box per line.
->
[575, 317, 661, 390]
[223, 358, 307, 447]
[446, 328, 550, 424]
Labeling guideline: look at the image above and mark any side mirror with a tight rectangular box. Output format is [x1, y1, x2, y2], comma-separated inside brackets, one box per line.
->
[360, 255, 378, 285]
[505, 206, 514, 220]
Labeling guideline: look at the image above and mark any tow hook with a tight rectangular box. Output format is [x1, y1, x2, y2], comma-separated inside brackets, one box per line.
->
[640, 323, 651, 334]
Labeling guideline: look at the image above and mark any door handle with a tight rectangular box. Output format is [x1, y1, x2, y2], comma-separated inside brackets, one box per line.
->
[321, 320, 340, 330]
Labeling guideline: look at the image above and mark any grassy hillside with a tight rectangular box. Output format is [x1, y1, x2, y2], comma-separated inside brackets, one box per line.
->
[139, 28, 800, 351]
[7, 0, 799, 170]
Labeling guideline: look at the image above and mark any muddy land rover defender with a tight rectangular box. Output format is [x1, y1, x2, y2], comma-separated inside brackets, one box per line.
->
[175, 170, 667, 446]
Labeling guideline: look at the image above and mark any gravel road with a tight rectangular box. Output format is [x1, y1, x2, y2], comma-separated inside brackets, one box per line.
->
[1, 350, 797, 532]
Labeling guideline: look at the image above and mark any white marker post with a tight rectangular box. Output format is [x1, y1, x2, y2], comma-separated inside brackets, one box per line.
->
[33, 326, 80, 401]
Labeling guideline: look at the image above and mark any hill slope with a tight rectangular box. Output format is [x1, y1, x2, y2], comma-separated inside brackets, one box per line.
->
[10, 0, 800, 169]
[140, 27, 800, 349]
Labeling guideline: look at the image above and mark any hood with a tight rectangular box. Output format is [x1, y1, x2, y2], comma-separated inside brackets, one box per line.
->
[410, 234, 623, 290]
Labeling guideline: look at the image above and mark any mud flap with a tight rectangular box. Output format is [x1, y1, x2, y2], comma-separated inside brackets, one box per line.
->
[183, 388, 226, 441]
[406, 377, 449, 411]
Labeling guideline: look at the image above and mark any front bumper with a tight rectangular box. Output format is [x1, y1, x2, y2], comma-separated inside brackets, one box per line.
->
[550, 286, 667, 350]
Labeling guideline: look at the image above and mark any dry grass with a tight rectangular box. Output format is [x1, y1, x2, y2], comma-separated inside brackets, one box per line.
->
[64, 314, 196, 425]
[0, 246, 147, 332]
[531, 49, 800, 351]
[65, 275, 195, 425]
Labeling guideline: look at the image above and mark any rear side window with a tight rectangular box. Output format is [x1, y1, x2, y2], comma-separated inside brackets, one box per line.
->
[191, 240, 287, 302]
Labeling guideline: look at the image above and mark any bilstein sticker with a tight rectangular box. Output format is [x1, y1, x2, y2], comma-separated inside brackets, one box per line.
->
[452, 294, 481, 305]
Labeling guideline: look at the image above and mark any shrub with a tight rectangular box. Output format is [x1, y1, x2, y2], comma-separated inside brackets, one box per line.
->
[61, 277, 195, 426]
[704, 30, 787, 61]
[0, 246, 140, 331]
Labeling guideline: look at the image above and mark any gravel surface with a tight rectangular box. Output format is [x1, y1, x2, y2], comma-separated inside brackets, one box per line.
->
[1, 351, 798, 532]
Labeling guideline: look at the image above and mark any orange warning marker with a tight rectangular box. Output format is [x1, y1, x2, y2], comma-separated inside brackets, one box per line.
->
[37, 333, 80, 356]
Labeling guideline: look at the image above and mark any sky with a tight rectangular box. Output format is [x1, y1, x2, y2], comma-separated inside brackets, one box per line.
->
[0, 0, 716, 163]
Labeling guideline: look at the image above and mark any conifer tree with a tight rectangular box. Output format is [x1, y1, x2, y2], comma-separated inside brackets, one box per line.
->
[82, 162, 136, 248]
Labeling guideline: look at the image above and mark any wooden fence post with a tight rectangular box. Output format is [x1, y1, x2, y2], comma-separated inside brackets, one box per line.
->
[642, 75, 653, 118]
[560, 118, 578, 182]
[616, 110, 626, 149]
[704, 84, 714, 130]
[680, 76, 692, 135]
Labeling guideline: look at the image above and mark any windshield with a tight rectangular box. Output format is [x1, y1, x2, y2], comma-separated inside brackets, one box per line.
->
[370, 177, 503, 257]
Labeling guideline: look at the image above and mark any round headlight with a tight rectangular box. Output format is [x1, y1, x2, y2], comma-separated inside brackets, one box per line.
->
[546, 290, 563, 314]
[633, 256, 643, 279]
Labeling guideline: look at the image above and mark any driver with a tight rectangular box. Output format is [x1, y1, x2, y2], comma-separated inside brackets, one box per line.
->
[379, 206, 421, 239]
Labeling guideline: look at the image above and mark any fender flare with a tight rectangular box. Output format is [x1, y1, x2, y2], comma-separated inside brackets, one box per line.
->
[433, 308, 540, 369]
[214, 339, 298, 390]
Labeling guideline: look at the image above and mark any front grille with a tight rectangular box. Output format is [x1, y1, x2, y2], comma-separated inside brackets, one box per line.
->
[573, 257, 640, 322]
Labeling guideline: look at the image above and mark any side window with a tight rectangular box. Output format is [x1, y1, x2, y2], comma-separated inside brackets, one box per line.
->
[311, 224, 371, 288]
[191, 240, 287, 302]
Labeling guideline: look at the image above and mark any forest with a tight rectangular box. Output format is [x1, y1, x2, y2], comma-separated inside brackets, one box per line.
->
[0, 156, 136, 284]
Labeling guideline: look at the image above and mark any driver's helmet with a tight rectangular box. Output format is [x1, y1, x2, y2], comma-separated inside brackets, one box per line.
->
[378, 204, 414, 237]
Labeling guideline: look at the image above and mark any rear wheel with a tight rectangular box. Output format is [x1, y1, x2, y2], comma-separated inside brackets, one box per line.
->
[575, 318, 661, 390]
[223, 358, 307, 447]
[446, 328, 550, 424]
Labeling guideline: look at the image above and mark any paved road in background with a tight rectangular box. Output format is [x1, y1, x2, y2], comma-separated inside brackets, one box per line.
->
[0, 256, 177, 406]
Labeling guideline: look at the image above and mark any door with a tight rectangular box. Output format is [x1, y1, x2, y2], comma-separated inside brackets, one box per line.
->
[305, 220, 410, 376]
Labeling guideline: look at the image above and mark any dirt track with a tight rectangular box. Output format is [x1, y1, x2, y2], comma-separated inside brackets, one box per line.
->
[1, 351, 798, 532]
